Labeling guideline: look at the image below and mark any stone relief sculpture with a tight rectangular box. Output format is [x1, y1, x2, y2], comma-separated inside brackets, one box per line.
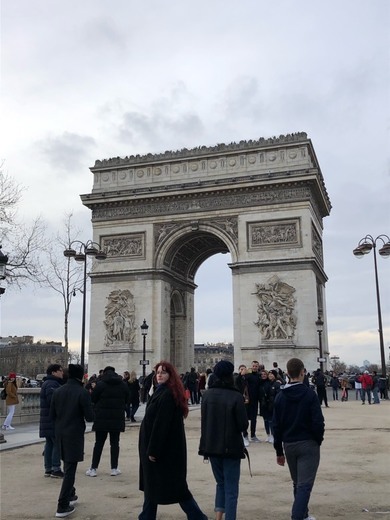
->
[104, 289, 137, 347]
[254, 275, 297, 341]
[250, 221, 298, 248]
[102, 235, 144, 257]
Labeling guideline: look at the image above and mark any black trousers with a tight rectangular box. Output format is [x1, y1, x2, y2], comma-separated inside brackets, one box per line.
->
[91, 430, 120, 469]
[58, 461, 77, 508]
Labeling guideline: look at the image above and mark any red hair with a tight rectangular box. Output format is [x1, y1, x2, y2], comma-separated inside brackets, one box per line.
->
[154, 361, 189, 418]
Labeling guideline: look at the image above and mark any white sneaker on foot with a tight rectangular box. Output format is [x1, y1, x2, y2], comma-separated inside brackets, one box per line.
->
[110, 468, 121, 476]
[85, 468, 97, 477]
[304, 515, 316, 520]
[243, 435, 249, 447]
[267, 435, 274, 443]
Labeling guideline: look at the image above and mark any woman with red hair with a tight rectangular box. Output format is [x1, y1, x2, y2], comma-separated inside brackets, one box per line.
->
[138, 361, 207, 520]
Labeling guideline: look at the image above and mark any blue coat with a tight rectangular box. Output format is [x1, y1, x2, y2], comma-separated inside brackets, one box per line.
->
[39, 375, 63, 438]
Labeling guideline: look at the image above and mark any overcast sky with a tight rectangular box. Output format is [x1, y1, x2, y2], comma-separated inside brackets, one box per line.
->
[1, 0, 389, 368]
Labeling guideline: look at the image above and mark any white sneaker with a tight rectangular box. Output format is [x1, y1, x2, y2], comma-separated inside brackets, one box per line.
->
[243, 436, 249, 447]
[7, 425, 15, 430]
[304, 516, 316, 520]
[267, 435, 274, 443]
[110, 468, 121, 476]
[86, 468, 97, 477]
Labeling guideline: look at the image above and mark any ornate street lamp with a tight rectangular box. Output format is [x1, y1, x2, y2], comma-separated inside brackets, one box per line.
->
[140, 319, 149, 379]
[315, 315, 324, 372]
[64, 240, 107, 369]
[353, 234, 390, 378]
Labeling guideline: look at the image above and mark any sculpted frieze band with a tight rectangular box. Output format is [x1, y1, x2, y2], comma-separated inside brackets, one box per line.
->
[92, 186, 311, 221]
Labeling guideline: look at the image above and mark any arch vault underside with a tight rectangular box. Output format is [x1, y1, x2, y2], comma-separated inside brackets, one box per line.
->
[82, 132, 331, 375]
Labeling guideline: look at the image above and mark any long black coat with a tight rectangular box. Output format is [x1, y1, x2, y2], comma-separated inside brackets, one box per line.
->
[139, 384, 191, 504]
[50, 379, 94, 462]
[91, 371, 130, 432]
[39, 375, 63, 438]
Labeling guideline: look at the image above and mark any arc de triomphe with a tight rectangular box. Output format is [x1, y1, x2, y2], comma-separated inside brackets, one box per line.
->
[81, 132, 331, 376]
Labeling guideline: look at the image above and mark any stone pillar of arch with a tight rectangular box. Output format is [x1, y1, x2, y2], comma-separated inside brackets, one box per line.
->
[82, 132, 331, 376]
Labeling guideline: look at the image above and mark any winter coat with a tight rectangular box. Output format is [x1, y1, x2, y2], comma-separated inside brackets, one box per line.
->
[50, 378, 94, 462]
[91, 371, 130, 432]
[139, 384, 192, 504]
[259, 379, 281, 418]
[39, 375, 63, 438]
[5, 381, 19, 406]
[273, 382, 325, 457]
[199, 381, 248, 459]
[360, 373, 373, 390]
[128, 379, 140, 406]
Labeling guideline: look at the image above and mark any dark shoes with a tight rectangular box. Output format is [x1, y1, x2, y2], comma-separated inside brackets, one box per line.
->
[55, 505, 75, 518]
[51, 470, 65, 479]
[44, 470, 52, 477]
[131, 417, 136, 422]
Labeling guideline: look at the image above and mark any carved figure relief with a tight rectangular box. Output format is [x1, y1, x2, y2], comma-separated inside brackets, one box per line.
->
[253, 275, 297, 341]
[102, 234, 144, 258]
[311, 224, 323, 263]
[104, 289, 137, 347]
[248, 219, 300, 249]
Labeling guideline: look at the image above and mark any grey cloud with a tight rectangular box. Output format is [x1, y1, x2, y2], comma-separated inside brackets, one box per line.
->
[38, 132, 96, 173]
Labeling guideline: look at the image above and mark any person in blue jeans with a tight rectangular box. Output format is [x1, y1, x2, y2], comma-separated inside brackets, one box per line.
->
[273, 358, 325, 520]
[199, 361, 248, 520]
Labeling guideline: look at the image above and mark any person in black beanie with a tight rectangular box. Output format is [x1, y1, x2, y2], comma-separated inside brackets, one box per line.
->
[50, 364, 94, 518]
[199, 360, 248, 520]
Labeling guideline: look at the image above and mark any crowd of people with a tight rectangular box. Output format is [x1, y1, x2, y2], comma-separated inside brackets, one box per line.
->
[2, 359, 387, 520]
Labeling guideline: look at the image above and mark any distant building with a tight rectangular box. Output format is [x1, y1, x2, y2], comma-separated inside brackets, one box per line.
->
[0, 336, 67, 378]
[194, 342, 234, 373]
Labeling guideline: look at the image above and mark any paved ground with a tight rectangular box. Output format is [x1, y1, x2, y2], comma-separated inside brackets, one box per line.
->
[1, 398, 389, 520]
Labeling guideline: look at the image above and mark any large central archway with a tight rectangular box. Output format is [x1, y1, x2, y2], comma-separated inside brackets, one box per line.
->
[82, 132, 331, 375]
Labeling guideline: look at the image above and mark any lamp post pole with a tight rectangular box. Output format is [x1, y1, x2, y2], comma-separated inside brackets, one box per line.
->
[0, 246, 9, 444]
[141, 319, 149, 379]
[316, 315, 324, 372]
[353, 234, 390, 378]
[64, 240, 107, 369]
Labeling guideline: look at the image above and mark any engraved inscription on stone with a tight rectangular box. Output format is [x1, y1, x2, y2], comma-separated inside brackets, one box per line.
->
[253, 275, 297, 340]
[248, 219, 300, 249]
[104, 289, 137, 347]
[102, 233, 145, 258]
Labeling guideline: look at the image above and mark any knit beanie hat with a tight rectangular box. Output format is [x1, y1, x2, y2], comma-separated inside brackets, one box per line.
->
[68, 364, 84, 380]
[8, 372, 16, 379]
[213, 360, 234, 379]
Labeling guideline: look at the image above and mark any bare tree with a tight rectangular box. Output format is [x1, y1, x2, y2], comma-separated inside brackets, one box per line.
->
[0, 166, 47, 285]
[68, 349, 81, 365]
[38, 213, 84, 351]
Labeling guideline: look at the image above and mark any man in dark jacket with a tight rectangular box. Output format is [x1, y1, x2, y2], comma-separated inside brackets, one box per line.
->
[199, 360, 248, 520]
[50, 364, 94, 518]
[273, 358, 325, 520]
[39, 363, 64, 478]
[86, 366, 130, 477]
[245, 360, 262, 441]
[312, 369, 329, 407]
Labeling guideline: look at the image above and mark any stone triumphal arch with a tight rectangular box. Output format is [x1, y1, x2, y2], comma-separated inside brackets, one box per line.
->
[81, 132, 331, 376]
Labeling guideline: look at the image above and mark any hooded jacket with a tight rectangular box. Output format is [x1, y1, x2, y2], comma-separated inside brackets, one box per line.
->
[272, 382, 325, 457]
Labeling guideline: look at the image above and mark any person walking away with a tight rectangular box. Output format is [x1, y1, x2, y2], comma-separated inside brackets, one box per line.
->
[354, 375, 362, 401]
[1, 373, 18, 430]
[199, 360, 248, 520]
[371, 371, 380, 404]
[138, 361, 207, 520]
[245, 361, 262, 442]
[273, 358, 325, 520]
[360, 371, 373, 405]
[234, 364, 250, 446]
[123, 371, 132, 420]
[50, 364, 94, 518]
[86, 366, 130, 477]
[187, 367, 199, 405]
[330, 374, 339, 401]
[39, 364, 65, 478]
[340, 377, 349, 402]
[312, 369, 329, 407]
[128, 370, 141, 421]
[378, 376, 387, 400]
